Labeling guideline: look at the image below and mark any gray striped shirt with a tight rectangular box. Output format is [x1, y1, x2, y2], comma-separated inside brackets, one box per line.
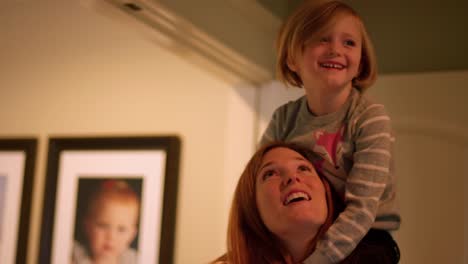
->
[260, 88, 400, 263]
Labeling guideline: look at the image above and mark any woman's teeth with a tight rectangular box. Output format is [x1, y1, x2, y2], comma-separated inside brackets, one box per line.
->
[284, 192, 310, 205]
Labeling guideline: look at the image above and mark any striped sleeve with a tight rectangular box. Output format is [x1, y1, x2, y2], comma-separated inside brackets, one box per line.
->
[305, 103, 394, 264]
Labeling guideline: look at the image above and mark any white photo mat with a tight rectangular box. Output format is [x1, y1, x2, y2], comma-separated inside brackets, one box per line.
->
[0, 151, 25, 264]
[51, 150, 166, 264]
[0, 138, 36, 264]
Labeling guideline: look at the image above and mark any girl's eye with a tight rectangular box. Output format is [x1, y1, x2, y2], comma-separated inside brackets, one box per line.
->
[344, 39, 356, 47]
[320, 37, 329, 43]
[298, 165, 311, 172]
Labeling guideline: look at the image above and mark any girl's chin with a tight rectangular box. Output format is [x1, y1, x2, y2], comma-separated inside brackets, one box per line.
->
[322, 79, 353, 90]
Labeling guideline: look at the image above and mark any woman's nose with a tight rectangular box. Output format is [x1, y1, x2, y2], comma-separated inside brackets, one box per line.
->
[282, 172, 300, 186]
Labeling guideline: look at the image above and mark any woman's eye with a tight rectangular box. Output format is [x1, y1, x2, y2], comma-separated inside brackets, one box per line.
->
[262, 170, 276, 179]
[298, 165, 311, 172]
[344, 39, 356, 47]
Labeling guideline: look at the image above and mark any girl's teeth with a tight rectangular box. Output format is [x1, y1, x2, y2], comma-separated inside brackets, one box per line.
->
[321, 63, 344, 69]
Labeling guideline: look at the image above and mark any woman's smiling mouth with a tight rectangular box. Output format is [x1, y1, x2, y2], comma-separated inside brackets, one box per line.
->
[283, 191, 311, 205]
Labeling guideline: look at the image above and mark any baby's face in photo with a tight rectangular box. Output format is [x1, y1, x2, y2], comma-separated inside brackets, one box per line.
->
[85, 198, 138, 261]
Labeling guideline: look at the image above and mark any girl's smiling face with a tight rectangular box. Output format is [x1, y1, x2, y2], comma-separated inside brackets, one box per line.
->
[289, 13, 363, 95]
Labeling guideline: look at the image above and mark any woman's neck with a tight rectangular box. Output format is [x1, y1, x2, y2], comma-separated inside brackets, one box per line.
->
[280, 227, 319, 263]
[304, 83, 352, 116]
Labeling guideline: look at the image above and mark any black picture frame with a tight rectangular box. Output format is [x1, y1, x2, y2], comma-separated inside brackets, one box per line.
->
[39, 136, 181, 264]
[0, 138, 37, 264]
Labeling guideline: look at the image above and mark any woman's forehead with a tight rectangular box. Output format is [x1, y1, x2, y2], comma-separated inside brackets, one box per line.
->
[261, 147, 307, 165]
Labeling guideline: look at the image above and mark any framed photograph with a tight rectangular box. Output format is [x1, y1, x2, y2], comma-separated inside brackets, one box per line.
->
[39, 136, 181, 264]
[0, 138, 37, 264]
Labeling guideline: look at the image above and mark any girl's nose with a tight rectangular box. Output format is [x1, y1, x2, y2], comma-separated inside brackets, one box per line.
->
[328, 41, 342, 56]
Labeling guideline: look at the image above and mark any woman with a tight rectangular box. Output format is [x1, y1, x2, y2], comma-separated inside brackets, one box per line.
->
[212, 142, 399, 263]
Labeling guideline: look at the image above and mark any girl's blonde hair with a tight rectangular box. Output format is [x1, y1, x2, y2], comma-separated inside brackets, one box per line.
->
[213, 142, 337, 263]
[276, 0, 377, 91]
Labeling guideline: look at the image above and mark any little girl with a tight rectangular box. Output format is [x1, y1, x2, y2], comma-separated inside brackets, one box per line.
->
[72, 179, 140, 264]
[260, 0, 400, 263]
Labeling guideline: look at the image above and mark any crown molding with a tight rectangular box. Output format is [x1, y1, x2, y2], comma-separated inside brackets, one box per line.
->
[85, 0, 278, 85]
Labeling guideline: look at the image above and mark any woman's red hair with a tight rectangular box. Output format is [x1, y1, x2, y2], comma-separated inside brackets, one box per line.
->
[213, 142, 339, 263]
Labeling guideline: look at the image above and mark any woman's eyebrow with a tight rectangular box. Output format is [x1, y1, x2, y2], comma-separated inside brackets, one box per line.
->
[259, 161, 275, 172]
[294, 156, 307, 162]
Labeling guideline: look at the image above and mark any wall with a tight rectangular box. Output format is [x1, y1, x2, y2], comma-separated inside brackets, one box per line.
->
[0, 0, 256, 263]
[372, 72, 468, 264]
[258, 71, 468, 264]
[466, 148, 468, 264]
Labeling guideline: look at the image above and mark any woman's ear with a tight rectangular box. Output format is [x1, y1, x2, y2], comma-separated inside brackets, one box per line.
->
[287, 56, 298, 72]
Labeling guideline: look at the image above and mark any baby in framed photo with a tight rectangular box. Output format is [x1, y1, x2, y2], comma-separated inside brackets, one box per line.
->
[71, 178, 142, 264]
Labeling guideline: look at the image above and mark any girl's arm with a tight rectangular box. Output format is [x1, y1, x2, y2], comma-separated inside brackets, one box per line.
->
[305, 103, 395, 264]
